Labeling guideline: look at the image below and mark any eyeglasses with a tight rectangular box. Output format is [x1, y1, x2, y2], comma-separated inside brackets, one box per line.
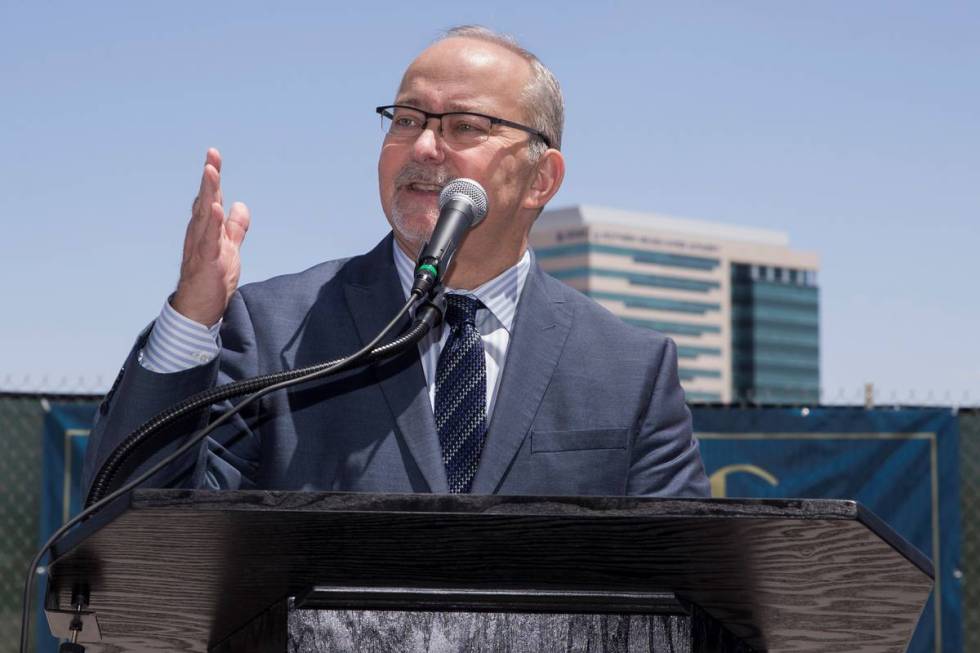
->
[375, 104, 551, 149]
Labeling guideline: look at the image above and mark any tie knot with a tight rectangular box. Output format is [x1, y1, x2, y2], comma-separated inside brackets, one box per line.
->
[444, 294, 482, 328]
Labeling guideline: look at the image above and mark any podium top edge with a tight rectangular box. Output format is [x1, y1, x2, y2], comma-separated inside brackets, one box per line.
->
[128, 490, 933, 577]
[128, 489, 859, 520]
[57, 490, 932, 579]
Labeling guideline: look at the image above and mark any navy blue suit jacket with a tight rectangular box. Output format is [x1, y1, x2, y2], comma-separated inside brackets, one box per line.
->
[83, 236, 709, 497]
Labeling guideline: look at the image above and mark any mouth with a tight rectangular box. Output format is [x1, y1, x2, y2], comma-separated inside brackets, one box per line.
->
[401, 182, 443, 194]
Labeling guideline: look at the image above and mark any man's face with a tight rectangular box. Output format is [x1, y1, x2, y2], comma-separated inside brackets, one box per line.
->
[378, 37, 538, 263]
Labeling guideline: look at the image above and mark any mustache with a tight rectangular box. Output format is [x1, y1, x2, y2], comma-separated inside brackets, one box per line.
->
[394, 163, 453, 188]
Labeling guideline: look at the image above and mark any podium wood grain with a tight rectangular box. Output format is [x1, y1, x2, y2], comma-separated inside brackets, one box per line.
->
[46, 491, 933, 652]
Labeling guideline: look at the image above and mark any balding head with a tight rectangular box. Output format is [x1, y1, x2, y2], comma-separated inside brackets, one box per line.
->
[397, 35, 535, 122]
[411, 26, 564, 158]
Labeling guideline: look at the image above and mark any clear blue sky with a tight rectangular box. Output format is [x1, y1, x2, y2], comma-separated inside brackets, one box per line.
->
[1, 2, 977, 404]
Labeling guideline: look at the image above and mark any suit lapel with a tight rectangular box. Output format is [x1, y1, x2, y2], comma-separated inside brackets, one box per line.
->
[342, 236, 448, 493]
[470, 264, 572, 494]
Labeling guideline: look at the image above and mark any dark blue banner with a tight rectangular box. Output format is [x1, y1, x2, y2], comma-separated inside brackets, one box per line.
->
[39, 403, 960, 652]
[694, 407, 962, 653]
[39, 402, 94, 653]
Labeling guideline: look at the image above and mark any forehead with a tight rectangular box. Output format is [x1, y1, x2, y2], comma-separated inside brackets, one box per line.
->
[396, 37, 531, 115]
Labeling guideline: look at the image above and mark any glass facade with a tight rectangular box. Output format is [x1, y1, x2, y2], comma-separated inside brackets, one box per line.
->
[531, 218, 819, 405]
[549, 267, 720, 293]
[535, 243, 720, 270]
[731, 264, 820, 403]
[585, 291, 720, 315]
[620, 317, 721, 338]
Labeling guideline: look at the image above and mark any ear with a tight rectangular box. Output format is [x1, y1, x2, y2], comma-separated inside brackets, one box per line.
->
[522, 149, 565, 211]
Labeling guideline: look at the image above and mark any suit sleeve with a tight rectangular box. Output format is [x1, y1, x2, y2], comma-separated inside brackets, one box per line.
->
[82, 290, 263, 497]
[626, 336, 711, 497]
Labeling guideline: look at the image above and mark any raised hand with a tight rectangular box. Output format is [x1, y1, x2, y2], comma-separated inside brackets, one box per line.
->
[172, 148, 251, 326]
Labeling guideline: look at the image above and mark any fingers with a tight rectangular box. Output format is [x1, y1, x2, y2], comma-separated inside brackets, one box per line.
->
[173, 149, 244, 327]
[206, 147, 221, 173]
[184, 149, 249, 257]
[189, 149, 223, 241]
[195, 150, 222, 210]
[226, 202, 251, 248]
[209, 149, 223, 206]
[200, 201, 225, 258]
[196, 164, 220, 216]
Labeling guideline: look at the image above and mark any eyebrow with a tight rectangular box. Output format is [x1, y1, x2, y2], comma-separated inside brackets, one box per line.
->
[394, 98, 486, 114]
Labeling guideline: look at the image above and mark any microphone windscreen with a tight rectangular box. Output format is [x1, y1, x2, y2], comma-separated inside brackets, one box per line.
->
[439, 178, 489, 224]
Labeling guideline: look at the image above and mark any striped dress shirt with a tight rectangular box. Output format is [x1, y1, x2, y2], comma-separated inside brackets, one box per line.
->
[140, 244, 530, 419]
[392, 243, 529, 418]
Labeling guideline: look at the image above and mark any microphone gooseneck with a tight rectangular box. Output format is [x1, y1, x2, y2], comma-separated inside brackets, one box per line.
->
[21, 290, 449, 653]
[412, 178, 488, 297]
[85, 290, 447, 507]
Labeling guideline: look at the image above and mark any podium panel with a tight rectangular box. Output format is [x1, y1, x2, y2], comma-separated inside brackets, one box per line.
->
[45, 491, 933, 652]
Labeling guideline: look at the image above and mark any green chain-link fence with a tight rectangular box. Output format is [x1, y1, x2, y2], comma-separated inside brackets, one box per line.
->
[0, 396, 45, 653]
[958, 410, 980, 651]
[0, 394, 99, 653]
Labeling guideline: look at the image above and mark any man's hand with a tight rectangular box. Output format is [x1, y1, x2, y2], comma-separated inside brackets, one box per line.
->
[172, 148, 251, 326]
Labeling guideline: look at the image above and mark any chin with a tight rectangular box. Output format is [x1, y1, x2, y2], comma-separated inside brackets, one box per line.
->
[390, 207, 436, 256]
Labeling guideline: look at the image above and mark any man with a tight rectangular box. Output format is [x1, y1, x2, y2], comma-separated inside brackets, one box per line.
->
[83, 26, 709, 498]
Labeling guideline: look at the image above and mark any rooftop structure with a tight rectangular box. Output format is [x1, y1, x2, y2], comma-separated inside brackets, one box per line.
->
[530, 206, 820, 403]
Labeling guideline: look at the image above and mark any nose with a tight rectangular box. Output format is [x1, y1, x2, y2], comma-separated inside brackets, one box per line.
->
[411, 119, 446, 164]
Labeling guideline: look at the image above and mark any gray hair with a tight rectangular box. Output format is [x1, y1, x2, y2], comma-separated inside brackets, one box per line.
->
[439, 25, 564, 159]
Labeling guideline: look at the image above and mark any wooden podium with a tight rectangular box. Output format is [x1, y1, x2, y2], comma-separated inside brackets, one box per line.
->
[45, 491, 933, 652]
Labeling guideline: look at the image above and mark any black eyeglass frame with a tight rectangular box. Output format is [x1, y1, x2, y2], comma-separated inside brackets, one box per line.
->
[375, 104, 552, 149]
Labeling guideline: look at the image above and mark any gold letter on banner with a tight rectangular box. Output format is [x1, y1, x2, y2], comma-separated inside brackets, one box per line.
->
[710, 464, 779, 498]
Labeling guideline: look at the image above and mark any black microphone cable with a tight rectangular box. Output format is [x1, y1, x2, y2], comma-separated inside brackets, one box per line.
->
[19, 288, 445, 653]
[86, 288, 441, 505]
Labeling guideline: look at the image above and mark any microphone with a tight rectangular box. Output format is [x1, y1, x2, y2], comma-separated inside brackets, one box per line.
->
[411, 178, 488, 296]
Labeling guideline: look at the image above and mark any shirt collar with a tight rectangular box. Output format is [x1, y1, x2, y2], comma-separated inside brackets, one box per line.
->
[392, 237, 530, 334]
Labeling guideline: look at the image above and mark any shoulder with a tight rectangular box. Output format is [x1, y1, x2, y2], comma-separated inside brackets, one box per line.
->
[238, 256, 354, 305]
[534, 267, 674, 354]
[214, 257, 359, 348]
[234, 237, 392, 313]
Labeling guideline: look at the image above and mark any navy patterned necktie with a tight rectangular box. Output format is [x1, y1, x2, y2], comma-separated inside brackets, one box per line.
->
[435, 294, 488, 494]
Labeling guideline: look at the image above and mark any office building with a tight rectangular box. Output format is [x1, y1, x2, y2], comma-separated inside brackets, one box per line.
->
[530, 206, 820, 404]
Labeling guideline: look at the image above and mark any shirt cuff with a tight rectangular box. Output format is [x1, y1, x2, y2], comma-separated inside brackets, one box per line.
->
[138, 299, 222, 373]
